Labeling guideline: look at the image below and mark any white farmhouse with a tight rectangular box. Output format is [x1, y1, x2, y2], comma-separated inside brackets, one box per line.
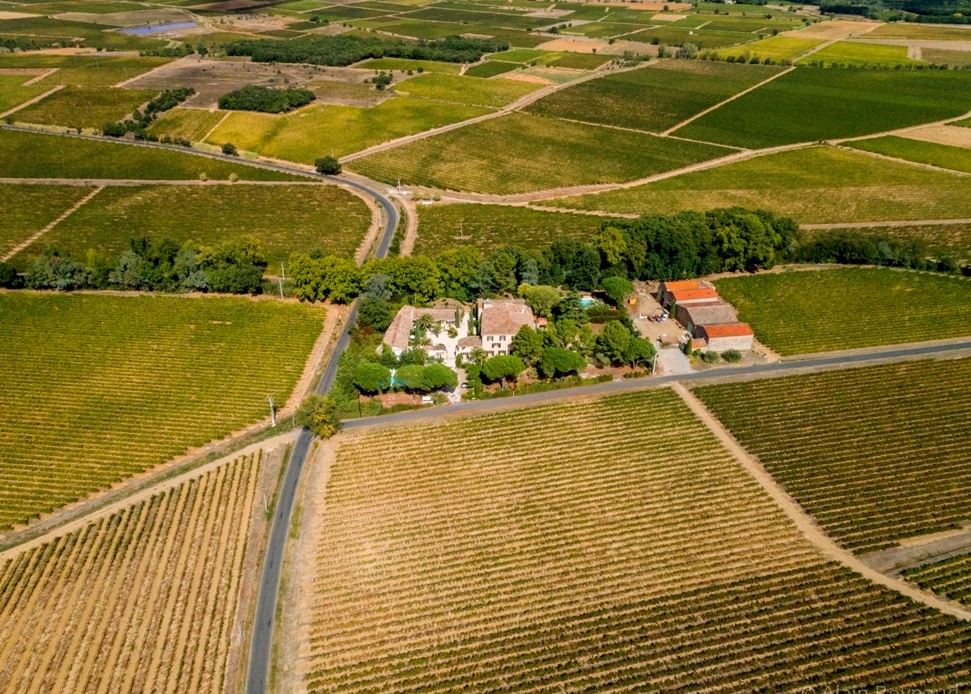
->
[477, 298, 536, 357]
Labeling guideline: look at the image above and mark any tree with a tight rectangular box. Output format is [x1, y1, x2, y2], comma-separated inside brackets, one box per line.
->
[511, 325, 544, 366]
[315, 155, 341, 175]
[394, 364, 426, 392]
[358, 296, 394, 331]
[517, 283, 561, 318]
[538, 347, 586, 378]
[221, 142, 238, 156]
[467, 346, 488, 365]
[296, 395, 341, 438]
[354, 361, 391, 393]
[0, 262, 22, 289]
[435, 247, 479, 298]
[423, 363, 458, 391]
[623, 337, 655, 368]
[596, 320, 632, 365]
[601, 276, 633, 307]
[567, 243, 601, 290]
[481, 354, 525, 388]
[596, 226, 628, 267]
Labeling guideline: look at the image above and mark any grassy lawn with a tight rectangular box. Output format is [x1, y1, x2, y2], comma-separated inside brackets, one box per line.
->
[714, 267, 971, 354]
[10, 183, 371, 268]
[550, 146, 971, 224]
[147, 107, 226, 143]
[414, 203, 614, 255]
[349, 111, 731, 194]
[675, 67, 971, 148]
[0, 129, 300, 181]
[393, 73, 541, 108]
[356, 57, 463, 73]
[800, 41, 921, 67]
[463, 60, 520, 78]
[0, 74, 54, 114]
[12, 86, 159, 129]
[0, 184, 94, 258]
[713, 35, 825, 61]
[847, 136, 971, 175]
[0, 292, 325, 529]
[526, 60, 782, 133]
[206, 96, 488, 162]
[696, 358, 971, 552]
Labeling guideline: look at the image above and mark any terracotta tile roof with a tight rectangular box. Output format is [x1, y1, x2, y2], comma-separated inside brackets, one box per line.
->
[457, 336, 482, 348]
[480, 299, 535, 337]
[680, 301, 738, 327]
[382, 306, 457, 352]
[670, 288, 718, 303]
[701, 323, 754, 338]
[662, 280, 704, 291]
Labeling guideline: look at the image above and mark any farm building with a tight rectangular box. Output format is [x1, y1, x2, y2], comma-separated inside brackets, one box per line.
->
[382, 305, 466, 362]
[676, 301, 738, 335]
[657, 280, 715, 309]
[478, 298, 537, 356]
[696, 323, 754, 352]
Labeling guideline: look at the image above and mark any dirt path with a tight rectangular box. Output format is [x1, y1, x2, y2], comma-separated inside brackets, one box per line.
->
[1, 185, 101, 263]
[398, 196, 419, 256]
[0, 178, 327, 186]
[671, 382, 971, 623]
[802, 217, 971, 230]
[0, 85, 63, 120]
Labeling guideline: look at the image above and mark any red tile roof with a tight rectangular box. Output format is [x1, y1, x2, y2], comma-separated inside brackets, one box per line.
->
[701, 323, 754, 338]
[670, 288, 718, 302]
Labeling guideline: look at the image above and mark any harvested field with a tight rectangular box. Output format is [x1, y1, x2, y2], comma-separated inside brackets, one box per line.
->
[0, 293, 325, 529]
[349, 111, 731, 194]
[414, 203, 614, 255]
[526, 60, 782, 133]
[898, 124, 971, 150]
[296, 389, 971, 692]
[675, 66, 971, 148]
[714, 266, 971, 355]
[0, 184, 93, 258]
[696, 357, 971, 552]
[146, 107, 226, 142]
[550, 146, 971, 223]
[10, 183, 372, 267]
[848, 135, 971, 175]
[392, 72, 541, 107]
[0, 129, 301, 181]
[792, 19, 880, 40]
[0, 447, 278, 693]
[904, 554, 971, 606]
[205, 96, 488, 162]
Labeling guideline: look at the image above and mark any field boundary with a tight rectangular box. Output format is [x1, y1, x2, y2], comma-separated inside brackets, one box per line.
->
[833, 143, 971, 179]
[671, 382, 971, 622]
[0, 84, 63, 120]
[802, 217, 971, 229]
[1, 185, 102, 263]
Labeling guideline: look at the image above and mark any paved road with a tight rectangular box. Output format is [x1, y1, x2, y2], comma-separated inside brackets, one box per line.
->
[343, 337, 971, 431]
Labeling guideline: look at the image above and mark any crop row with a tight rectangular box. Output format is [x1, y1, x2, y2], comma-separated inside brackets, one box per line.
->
[0, 293, 325, 529]
[904, 554, 971, 607]
[0, 450, 264, 694]
[300, 389, 971, 692]
[695, 358, 971, 552]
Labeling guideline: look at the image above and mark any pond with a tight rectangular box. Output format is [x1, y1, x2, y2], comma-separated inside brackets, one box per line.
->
[120, 21, 197, 35]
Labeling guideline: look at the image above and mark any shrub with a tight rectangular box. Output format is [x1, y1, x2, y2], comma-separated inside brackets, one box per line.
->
[102, 121, 127, 138]
[722, 349, 743, 363]
[315, 155, 342, 175]
[297, 394, 342, 438]
[701, 350, 720, 363]
[0, 262, 23, 288]
[222, 142, 238, 156]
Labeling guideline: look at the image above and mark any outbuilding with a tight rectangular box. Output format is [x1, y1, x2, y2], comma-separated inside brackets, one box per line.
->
[697, 323, 754, 352]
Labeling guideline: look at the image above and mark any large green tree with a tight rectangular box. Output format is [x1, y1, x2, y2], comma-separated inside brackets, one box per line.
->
[511, 325, 544, 366]
[538, 347, 586, 378]
[354, 361, 392, 394]
[518, 284, 561, 318]
[481, 354, 525, 388]
[601, 276, 633, 307]
[297, 395, 341, 438]
[596, 320, 633, 365]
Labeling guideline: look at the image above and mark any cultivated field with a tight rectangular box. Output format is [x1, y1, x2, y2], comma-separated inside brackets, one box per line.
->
[392, 73, 540, 108]
[414, 203, 612, 255]
[0, 293, 325, 529]
[695, 358, 971, 552]
[463, 61, 519, 78]
[297, 389, 971, 692]
[12, 86, 159, 130]
[904, 555, 971, 607]
[0, 448, 276, 694]
[0, 74, 52, 115]
[147, 108, 228, 143]
[800, 223, 971, 263]
[204, 96, 488, 162]
[355, 58, 462, 74]
[712, 34, 825, 61]
[525, 60, 782, 133]
[10, 183, 372, 267]
[0, 184, 93, 258]
[801, 41, 921, 67]
[848, 136, 971, 175]
[349, 111, 731, 194]
[0, 130, 299, 181]
[675, 67, 971, 148]
[549, 145, 971, 222]
[714, 267, 971, 354]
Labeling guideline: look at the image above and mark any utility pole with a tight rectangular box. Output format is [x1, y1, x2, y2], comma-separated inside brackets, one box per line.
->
[267, 396, 276, 426]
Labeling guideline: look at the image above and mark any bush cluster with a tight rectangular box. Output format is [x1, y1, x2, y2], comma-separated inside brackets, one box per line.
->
[217, 85, 316, 113]
[103, 87, 195, 140]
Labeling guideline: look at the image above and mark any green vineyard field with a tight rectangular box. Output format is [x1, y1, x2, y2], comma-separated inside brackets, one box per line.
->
[302, 389, 971, 692]
[695, 358, 971, 552]
[714, 267, 971, 355]
[0, 185, 93, 259]
[904, 555, 971, 607]
[0, 293, 325, 529]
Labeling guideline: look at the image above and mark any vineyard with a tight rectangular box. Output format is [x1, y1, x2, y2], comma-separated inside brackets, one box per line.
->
[0, 448, 274, 694]
[904, 555, 971, 607]
[147, 108, 228, 144]
[300, 389, 971, 692]
[713, 267, 971, 355]
[0, 185, 93, 259]
[849, 136, 971, 176]
[10, 182, 373, 268]
[695, 358, 971, 553]
[0, 293, 325, 529]
[393, 73, 540, 109]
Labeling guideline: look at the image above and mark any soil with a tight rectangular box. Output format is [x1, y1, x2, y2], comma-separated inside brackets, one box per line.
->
[794, 19, 881, 40]
[536, 37, 610, 53]
[900, 124, 971, 150]
[502, 72, 553, 85]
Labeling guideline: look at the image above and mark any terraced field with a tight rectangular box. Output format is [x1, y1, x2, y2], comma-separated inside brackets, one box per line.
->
[0, 184, 93, 258]
[695, 358, 971, 553]
[714, 267, 971, 354]
[299, 389, 971, 692]
[205, 96, 488, 162]
[550, 146, 971, 222]
[0, 293, 325, 529]
[349, 112, 731, 194]
[676, 67, 971, 148]
[0, 449, 275, 694]
[10, 183, 372, 268]
[525, 60, 782, 133]
[904, 555, 971, 607]
[414, 203, 612, 255]
[0, 130, 298, 181]
[848, 136, 971, 176]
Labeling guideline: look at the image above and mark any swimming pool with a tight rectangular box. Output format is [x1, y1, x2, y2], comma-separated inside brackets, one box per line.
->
[121, 21, 196, 35]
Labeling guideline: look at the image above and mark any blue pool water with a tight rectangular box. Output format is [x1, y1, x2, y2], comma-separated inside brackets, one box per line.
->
[121, 21, 196, 35]
[580, 297, 597, 306]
